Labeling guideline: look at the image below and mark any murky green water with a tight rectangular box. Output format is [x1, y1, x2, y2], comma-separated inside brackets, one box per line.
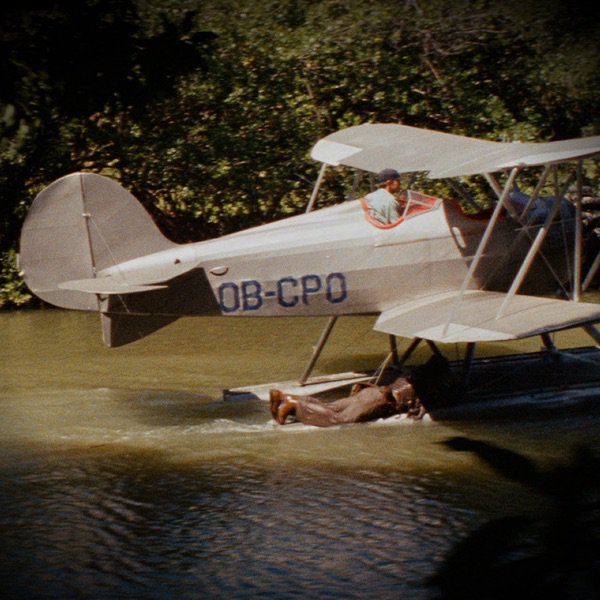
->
[1, 310, 599, 599]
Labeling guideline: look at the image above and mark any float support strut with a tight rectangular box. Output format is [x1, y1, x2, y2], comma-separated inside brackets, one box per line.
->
[299, 316, 338, 385]
[584, 325, 600, 347]
[388, 335, 399, 367]
[462, 342, 476, 386]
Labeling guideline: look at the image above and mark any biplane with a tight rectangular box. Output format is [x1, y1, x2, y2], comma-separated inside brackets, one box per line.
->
[18, 124, 600, 402]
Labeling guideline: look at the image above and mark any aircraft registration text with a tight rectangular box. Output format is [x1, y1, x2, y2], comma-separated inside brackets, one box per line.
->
[218, 273, 348, 313]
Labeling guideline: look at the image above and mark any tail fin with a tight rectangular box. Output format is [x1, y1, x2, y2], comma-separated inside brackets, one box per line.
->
[19, 172, 175, 311]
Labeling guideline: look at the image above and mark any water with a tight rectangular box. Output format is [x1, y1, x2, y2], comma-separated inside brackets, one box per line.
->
[2, 310, 600, 599]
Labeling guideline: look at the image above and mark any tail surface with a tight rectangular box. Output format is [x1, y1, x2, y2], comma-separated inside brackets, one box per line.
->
[19, 172, 176, 311]
[18, 173, 216, 347]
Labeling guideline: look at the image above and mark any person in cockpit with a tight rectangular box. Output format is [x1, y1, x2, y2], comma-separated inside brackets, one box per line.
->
[365, 168, 406, 224]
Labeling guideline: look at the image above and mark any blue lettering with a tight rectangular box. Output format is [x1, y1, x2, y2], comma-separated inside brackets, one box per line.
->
[219, 272, 348, 313]
[301, 274, 322, 305]
[218, 282, 239, 313]
[242, 280, 263, 311]
[277, 277, 299, 307]
[326, 272, 347, 304]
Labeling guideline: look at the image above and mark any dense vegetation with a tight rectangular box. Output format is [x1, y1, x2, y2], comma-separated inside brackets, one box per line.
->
[1, 0, 599, 308]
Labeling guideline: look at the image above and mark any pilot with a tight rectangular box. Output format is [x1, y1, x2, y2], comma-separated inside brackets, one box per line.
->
[365, 168, 406, 224]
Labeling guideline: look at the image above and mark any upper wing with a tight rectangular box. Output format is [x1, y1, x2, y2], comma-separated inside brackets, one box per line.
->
[374, 291, 600, 343]
[311, 123, 600, 178]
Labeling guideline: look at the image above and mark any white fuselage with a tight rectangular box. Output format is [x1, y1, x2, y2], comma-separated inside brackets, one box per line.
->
[102, 197, 564, 318]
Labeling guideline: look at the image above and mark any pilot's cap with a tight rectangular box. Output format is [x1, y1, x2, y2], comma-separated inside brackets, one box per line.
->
[376, 168, 401, 184]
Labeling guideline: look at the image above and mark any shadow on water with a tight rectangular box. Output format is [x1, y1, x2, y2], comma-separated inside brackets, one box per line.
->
[431, 439, 600, 600]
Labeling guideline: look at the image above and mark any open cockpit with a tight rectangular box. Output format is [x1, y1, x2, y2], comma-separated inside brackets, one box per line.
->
[360, 190, 441, 229]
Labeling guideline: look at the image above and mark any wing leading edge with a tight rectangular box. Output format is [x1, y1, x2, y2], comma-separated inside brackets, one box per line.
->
[374, 291, 600, 343]
[311, 123, 600, 178]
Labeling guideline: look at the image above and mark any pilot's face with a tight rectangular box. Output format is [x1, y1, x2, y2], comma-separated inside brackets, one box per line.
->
[387, 178, 401, 193]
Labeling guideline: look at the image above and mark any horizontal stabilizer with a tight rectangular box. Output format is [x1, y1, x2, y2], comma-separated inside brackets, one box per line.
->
[59, 278, 167, 294]
[58, 252, 203, 295]
[374, 291, 600, 343]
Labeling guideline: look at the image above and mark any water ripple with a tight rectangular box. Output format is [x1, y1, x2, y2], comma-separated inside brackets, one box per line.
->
[1, 448, 491, 599]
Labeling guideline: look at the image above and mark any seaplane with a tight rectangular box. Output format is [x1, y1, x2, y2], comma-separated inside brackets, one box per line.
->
[18, 123, 600, 415]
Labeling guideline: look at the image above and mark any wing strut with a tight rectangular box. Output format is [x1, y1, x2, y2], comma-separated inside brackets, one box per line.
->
[305, 163, 327, 213]
[517, 164, 552, 220]
[573, 161, 584, 301]
[583, 251, 600, 291]
[496, 168, 575, 318]
[442, 167, 520, 336]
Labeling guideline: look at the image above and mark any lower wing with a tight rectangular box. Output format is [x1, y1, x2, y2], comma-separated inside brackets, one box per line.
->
[374, 290, 600, 343]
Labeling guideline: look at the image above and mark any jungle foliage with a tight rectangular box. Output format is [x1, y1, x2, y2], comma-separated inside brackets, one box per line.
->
[1, 0, 599, 307]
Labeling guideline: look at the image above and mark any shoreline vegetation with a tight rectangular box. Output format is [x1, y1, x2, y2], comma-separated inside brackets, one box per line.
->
[2, 0, 599, 310]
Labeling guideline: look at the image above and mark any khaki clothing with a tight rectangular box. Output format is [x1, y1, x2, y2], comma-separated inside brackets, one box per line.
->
[294, 385, 396, 427]
[271, 355, 456, 427]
